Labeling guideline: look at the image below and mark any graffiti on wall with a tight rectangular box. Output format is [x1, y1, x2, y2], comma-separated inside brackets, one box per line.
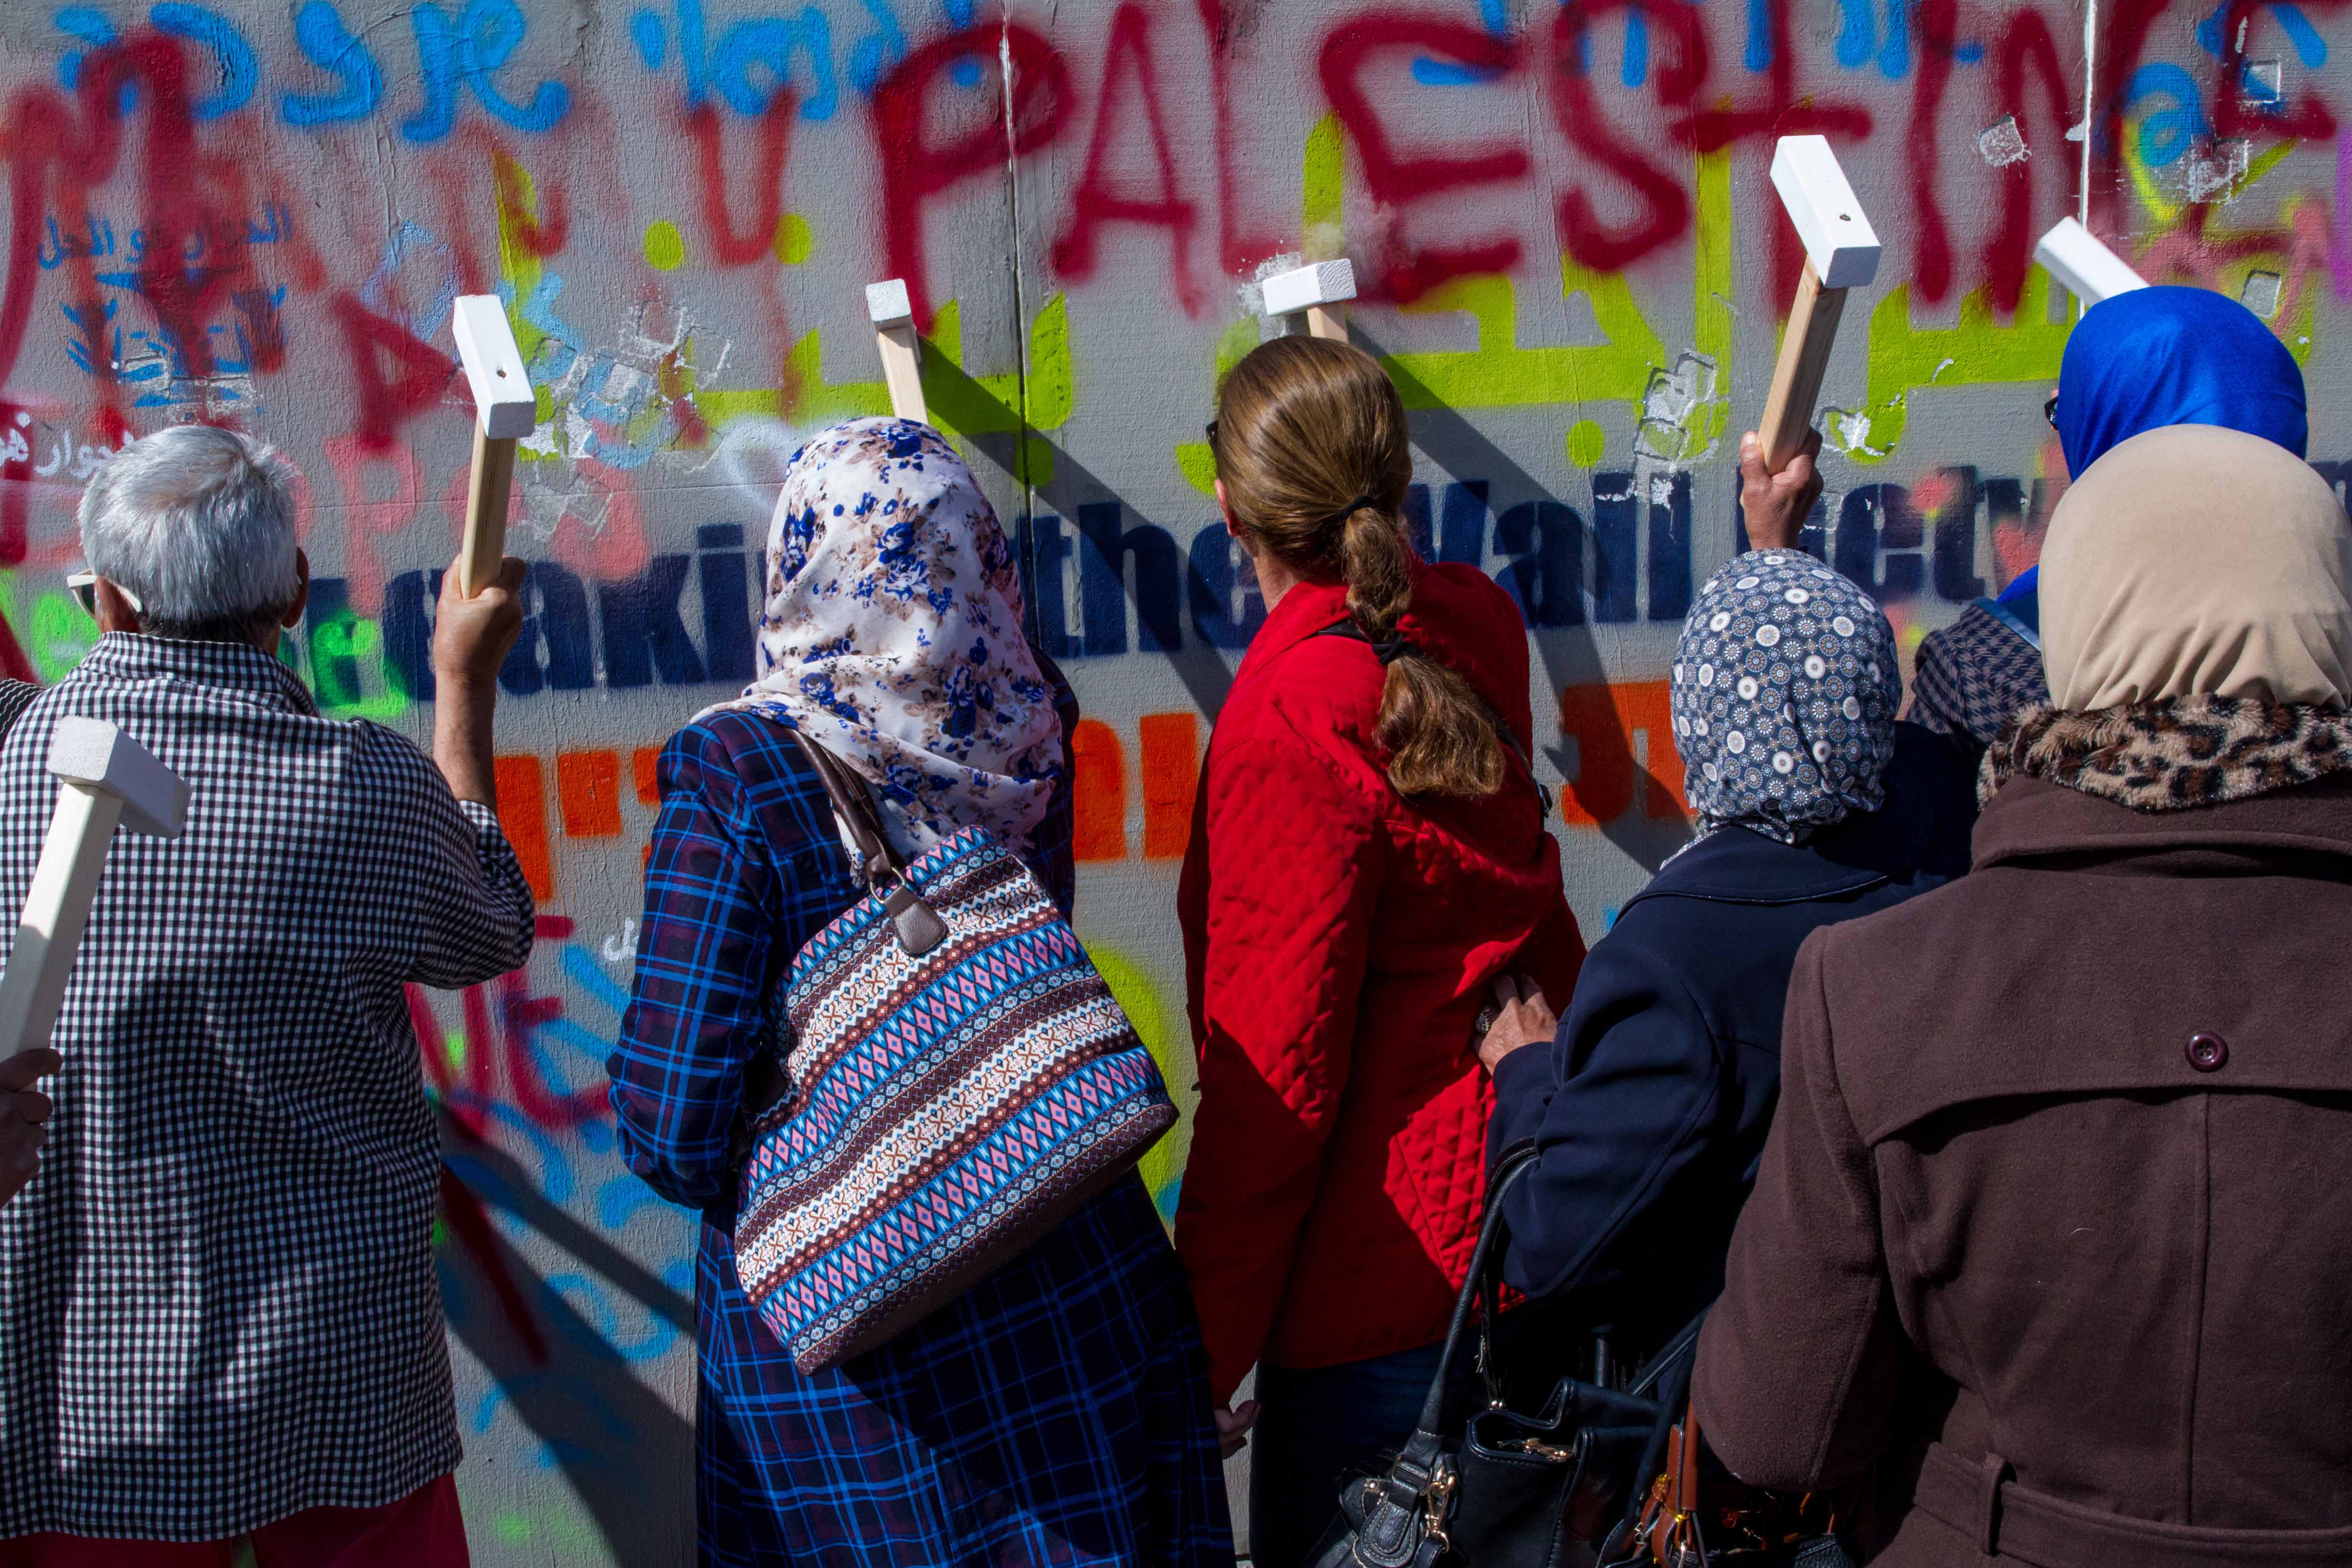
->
[0, 0, 2347, 1558]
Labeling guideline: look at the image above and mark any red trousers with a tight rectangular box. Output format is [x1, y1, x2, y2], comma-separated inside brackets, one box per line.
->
[0, 1474, 469, 1568]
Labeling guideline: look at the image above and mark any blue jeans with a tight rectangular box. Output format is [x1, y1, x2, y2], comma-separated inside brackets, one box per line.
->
[1248, 1340, 1466, 1568]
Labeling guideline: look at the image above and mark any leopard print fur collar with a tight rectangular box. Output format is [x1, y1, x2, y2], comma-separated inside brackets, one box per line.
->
[1980, 695, 2352, 811]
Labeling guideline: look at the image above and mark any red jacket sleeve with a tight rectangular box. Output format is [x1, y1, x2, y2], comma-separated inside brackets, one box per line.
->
[1176, 732, 1385, 1403]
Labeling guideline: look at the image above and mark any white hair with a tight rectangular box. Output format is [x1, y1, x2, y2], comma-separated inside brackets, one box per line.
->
[78, 424, 301, 639]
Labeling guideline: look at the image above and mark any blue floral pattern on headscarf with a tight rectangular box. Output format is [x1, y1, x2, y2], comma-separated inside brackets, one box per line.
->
[1671, 550, 1901, 845]
[705, 417, 1062, 859]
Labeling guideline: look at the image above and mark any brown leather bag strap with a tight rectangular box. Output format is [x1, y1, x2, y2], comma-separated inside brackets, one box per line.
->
[788, 730, 906, 886]
[1673, 1400, 1703, 1513]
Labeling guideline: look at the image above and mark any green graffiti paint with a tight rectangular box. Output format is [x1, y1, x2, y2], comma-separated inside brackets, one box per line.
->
[29, 590, 95, 685]
[642, 220, 687, 272]
[1852, 270, 2069, 462]
[1083, 940, 1192, 1220]
[772, 213, 813, 266]
[1302, 110, 1345, 250]
[311, 614, 410, 720]
[1386, 268, 1660, 411]
[494, 155, 559, 435]
[1567, 418, 1606, 468]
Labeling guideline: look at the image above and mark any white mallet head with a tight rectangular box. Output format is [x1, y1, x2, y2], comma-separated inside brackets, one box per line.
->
[2035, 217, 2149, 308]
[867, 279, 915, 329]
[48, 718, 186, 838]
[450, 295, 535, 441]
[1262, 259, 1358, 318]
[1770, 136, 1883, 290]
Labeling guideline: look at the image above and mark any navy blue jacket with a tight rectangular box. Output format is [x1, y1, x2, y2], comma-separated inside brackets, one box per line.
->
[1488, 724, 1973, 1353]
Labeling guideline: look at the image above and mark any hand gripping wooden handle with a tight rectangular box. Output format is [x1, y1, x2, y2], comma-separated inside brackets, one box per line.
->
[1757, 262, 1849, 474]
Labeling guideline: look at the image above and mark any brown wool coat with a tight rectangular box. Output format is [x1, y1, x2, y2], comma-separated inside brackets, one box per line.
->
[1694, 773, 2352, 1567]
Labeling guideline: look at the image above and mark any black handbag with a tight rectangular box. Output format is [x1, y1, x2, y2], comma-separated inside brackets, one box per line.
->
[1308, 1144, 1705, 1568]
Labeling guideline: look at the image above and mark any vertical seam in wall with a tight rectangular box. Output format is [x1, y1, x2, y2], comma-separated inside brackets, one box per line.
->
[999, 3, 1038, 526]
[2078, 0, 2098, 224]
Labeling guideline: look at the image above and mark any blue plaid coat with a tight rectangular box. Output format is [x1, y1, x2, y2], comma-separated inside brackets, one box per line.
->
[609, 674, 1233, 1567]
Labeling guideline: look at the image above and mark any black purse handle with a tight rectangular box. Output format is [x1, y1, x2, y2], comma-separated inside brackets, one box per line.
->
[1396, 1141, 1542, 1445]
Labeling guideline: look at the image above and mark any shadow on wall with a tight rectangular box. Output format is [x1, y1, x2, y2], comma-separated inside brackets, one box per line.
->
[437, 1110, 698, 1567]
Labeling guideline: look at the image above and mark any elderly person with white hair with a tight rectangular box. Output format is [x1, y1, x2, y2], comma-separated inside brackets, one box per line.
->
[0, 423, 534, 1568]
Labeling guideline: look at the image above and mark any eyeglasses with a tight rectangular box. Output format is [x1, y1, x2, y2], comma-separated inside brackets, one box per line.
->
[66, 569, 142, 620]
[2043, 389, 2060, 429]
[1203, 419, 1218, 455]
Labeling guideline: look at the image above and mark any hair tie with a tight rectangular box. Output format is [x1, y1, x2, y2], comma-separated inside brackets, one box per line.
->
[1332, 494, 1381, 526]
[1369, 635, 1418, 665]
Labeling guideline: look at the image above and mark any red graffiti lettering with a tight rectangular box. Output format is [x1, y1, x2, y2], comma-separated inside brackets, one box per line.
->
[1905, 0, 1957, 304]
[2087, 0, 2173, 235]
[324, 433, 424, 613]
[689, 92, 795, 268]
[1052, 4, 1204, 313]
[332, 293, 456, 455]
[1194, 0, 1283, 277]
[2212, 0, 2349, 141]
[1985, 9, 2076, 314]
[1685, 0, 1872, 301]
[1549, 1, 1707, 274]
[493, 147, 570, 259]
[1319, 14, 1529, 301]
[875, 22, 1074, 328]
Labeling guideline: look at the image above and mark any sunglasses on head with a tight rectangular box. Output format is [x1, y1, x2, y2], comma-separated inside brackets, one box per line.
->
[66, 570, 142, 621]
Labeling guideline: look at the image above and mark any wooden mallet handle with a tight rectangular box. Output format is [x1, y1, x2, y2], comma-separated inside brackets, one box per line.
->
[1760, 136, 1883, 474]
[450, 295, 536, 597]
[1758, 264, 1847, 473]
[461, 425, 517, 598]
[867, 279, 928, 425]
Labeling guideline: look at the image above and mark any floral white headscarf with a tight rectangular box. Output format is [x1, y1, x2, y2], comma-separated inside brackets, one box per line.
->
[707, 418, 1062, 858]
[1671, 550, 1901, 844]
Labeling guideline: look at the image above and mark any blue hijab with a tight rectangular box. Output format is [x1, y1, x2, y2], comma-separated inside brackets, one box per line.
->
[2054, 285, 2307, 479]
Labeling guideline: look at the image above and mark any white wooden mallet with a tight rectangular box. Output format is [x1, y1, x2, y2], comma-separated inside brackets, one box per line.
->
[2035, 217, 2150, 309]
[450, 294, 535, 597]
[867, 279, 927, 425]
[0, 718, 187, 1063]
[1757, 135, 1884, 473]
[1262, 259, 1357, 343]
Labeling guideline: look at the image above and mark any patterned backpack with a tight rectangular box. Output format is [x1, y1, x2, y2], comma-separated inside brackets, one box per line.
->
[733, 732, 1178, 1374]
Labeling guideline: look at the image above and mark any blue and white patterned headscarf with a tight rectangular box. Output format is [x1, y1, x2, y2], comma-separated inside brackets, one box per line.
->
[1671, 550, 1901, 844]
[708, 418, 1063, 858]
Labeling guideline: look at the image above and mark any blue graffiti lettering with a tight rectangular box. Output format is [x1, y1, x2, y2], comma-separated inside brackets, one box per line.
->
[404, 0, 572, 143]
[152, 2, 257, 119]
[283, 0, 384, 126]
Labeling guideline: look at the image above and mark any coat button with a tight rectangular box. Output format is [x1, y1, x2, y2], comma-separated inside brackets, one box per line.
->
[2187, 1032, 2229, 1072]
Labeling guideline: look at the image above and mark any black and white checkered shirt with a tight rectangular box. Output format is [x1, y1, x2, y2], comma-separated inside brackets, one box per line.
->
[0, 633, 534, 1540]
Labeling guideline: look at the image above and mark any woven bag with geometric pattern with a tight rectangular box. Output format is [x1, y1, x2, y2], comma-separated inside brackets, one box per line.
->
[733, 732, 1178, 1374]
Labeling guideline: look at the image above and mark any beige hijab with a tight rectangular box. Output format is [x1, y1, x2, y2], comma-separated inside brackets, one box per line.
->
[2041, 424, 2352, 710]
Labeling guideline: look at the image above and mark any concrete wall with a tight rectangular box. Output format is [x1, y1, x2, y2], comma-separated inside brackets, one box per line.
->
[0, 0, 2343, 1558]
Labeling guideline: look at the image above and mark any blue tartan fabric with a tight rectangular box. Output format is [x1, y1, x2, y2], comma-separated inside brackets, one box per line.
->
[608, 680, 1233, 1567]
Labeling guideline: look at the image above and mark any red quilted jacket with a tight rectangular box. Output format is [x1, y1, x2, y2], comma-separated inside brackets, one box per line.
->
[1175, 560, 1585, 1402]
